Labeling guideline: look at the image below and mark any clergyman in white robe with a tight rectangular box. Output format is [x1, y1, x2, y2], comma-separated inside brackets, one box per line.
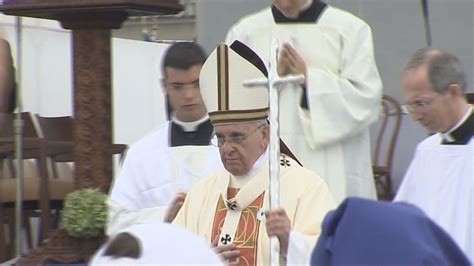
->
[395, 107, 474, 261]
[107, 118, 222, 235]
[226, 1, 383, 203]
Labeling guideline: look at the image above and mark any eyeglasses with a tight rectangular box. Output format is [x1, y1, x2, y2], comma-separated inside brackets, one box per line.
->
[401, 95, 439, 113]
[165, 80, 200, 91]
[211, 124, 266, 147]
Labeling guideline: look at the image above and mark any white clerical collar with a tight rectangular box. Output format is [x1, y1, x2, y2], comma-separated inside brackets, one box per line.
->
[440, 105, 472, 142]
[231, 148, 269, 188]
[172, 114, 209, 132]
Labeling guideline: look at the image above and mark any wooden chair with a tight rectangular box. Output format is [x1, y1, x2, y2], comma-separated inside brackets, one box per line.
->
[0, 112, 75, 260]
[0, 114, 127, 261]
[34, 115, 76, 180]
[34, 115, 127, 175]
[372, 95, 403, 201]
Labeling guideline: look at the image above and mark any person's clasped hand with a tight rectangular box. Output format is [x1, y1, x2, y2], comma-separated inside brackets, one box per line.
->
[277, 42, 308, 83]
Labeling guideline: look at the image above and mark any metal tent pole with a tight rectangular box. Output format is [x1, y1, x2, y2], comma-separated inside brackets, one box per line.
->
[421, 0, 432, 46]
[14, 16, 24, 258]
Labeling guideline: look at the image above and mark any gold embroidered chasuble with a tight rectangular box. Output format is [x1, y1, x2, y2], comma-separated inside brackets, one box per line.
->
[174, 154, 335, 265]
[211, 187, 265, 266]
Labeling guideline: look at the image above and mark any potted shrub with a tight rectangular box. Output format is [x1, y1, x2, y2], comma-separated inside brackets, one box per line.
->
[63, 188, 108, 238]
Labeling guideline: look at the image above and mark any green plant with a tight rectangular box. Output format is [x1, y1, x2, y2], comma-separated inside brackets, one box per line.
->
[63, 188, 108, 238]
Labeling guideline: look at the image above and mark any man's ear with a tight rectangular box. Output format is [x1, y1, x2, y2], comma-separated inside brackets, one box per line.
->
[447, 83, 463, 98]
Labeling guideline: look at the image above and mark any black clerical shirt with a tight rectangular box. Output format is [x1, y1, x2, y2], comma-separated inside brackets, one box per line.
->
[271, 0, 327, 23]
[170, 119, 214, 147]
[441, 110, 474, 145]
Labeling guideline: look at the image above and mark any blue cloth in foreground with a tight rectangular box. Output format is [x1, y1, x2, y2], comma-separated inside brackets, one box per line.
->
[311, 197, 471, 266]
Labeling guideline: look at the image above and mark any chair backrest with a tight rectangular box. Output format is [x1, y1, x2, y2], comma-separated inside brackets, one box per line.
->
[0, 112, 39, 139]
[34, 115, 73, 142]
[35, 114, 127, 164]
[34, 115, 75, 166]
[372, 95, 403, 172]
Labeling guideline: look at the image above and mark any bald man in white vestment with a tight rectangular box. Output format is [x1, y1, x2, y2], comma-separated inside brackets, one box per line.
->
[107, 42, 222, 235]
[226, 0, 383, 203]
[395, 48, 473, 261]
[90, 223, 224, 265]
[173, 43, 335, 265]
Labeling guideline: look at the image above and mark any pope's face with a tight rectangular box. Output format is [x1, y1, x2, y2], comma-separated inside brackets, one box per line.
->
[215, 122, 268, 176]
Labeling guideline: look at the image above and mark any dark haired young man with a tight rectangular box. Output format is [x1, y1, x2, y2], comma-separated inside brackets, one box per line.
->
[107, 42, 222, 234]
